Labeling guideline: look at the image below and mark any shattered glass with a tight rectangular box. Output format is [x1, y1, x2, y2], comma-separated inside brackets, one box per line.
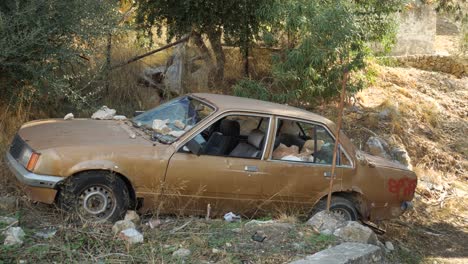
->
[132, 96, 214, 143]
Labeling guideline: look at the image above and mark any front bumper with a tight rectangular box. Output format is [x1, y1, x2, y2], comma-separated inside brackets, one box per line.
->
[5, 152, 64, 188]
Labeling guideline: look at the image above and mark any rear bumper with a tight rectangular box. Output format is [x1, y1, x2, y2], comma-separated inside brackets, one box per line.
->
[5, 152, 64, 188]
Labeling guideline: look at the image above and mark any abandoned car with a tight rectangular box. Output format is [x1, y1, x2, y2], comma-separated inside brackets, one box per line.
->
[6, 93, 417, 222]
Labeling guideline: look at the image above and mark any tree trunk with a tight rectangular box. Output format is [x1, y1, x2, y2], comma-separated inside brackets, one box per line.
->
[243, 47, 249, 77]
[105, 33, 112, 95]
[192, 31, 213, 64]
[207, 29, 225, 87]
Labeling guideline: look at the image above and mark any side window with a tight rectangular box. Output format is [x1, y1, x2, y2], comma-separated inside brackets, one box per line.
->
[272, 118, 350, 166]
[181, 115, 270, 159]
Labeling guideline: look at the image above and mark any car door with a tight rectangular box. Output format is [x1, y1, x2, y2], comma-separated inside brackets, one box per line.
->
[260, 117, 345, 215]
[163, 113, 274, 216]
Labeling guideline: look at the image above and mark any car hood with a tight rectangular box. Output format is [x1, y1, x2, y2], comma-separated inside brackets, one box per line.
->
[356, 151, 411, 171]
[18, 119, 149, 151]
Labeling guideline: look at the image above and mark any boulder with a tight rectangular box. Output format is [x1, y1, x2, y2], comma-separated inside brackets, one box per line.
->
[306, 211, 346, 235]
[118, 228, 144, 244]
[3, 227, 25, 246]
[289, 242, 383, 264]
[124, 211, 140, 225]
[172, 248, 191, 259]
[391, 146, 412, 170]
[333, 221, 378, 245]
[91, 106, 116, 120]
[112, 220, 136, 235]
[366, 137, 390, 159]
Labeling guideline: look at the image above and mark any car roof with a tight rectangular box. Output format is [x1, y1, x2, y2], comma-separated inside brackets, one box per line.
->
[191, 93, 335, 127]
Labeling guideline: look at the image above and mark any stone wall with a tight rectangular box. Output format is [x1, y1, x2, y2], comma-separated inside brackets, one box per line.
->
[391, 2, 437, 56]
[384, 55, 468, 77]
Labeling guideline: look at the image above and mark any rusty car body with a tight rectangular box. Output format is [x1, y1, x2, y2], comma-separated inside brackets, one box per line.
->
[5, 93, 417, 222]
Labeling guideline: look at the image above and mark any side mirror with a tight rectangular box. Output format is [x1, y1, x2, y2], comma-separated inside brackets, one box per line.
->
[186, 138, 203, 156]
[133, 111, 145, 117]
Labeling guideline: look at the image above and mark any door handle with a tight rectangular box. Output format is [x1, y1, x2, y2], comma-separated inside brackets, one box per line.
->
[324, 172, 336, 177]
[244, 165, 258, 172]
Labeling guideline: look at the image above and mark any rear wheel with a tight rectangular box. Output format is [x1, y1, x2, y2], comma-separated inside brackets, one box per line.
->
[310, 196, 358, 221]
[58, 171, 129, 223]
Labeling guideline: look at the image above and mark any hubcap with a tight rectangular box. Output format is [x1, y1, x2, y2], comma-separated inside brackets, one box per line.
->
[331, 208, 353, 221]
[78, 185, 116, 220]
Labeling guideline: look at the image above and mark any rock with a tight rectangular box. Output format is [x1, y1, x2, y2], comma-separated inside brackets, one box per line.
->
[112, 220, 136, 235]
[306, 211, 346, 234]
[3, 227, 25, 246]
[251, 230, 267, 242]
[124, 211, 140, 224]
[333, 221, 378, 245]
[212, 248, 221, 254]
[0, 196, 17, 211]
[0, 216, 18, 225]
[118, 228, 144, 244]
[289, 242, 383, 264]
[147, 219, 162, 229]
[63, 113, 74, 120]
[91, 106, 116, 120]
[385, 241, 395, 251]
[366, 137, 390, 159]
[152, 119, 171, 134]
[173, 120, 185, 130]
[34, 227, 57, 239]
[113, 115, 127, 121]
[391, 146, 412, 170]
[378, 109, 392, 120]
[172, 248, 191, 258]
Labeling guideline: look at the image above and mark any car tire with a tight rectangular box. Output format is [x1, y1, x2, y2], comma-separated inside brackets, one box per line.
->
[310, 196, 358, 221]
[57, 171, 129, 223]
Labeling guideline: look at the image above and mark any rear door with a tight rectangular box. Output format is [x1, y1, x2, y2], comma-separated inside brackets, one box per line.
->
[260, 117, 345, 214]
[163, 112, 274, 216]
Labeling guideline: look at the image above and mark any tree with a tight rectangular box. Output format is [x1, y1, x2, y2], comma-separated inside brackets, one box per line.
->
[0, 0, 120, 108]
[134, 0, 276, 84]
[234, 0, 404, 106]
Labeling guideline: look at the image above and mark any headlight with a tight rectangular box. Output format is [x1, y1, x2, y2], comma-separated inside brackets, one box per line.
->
[19, 147, 40, 171]
[19, 148, 32, 168]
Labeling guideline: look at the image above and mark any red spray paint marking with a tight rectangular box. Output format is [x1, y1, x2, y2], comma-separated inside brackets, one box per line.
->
[388, 178, 417, 196]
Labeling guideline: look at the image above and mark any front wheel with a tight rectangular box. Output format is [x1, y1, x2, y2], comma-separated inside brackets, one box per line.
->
[58, 171, 129, 223]
[310, 196, 358, 221]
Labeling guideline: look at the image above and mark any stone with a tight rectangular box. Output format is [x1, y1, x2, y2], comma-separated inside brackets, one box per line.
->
[0, 216, 18, 225]
[118, 228, 144, 244]
[3, 227, 25, 246]
[212, 248, 221, 254]
[63, 113, 74, 120]
[0, 196, 17, 211]
[306, 211, 346, 234]
[289, 242, 383, 264]
[112, 220, 136, 235]
[366, 137, 390, 159]
[91, 106, 116, 120]
[152, 119, 171, 134]
[391, 146, 412, 170]
[124, 211, 140, 224]
[333, 221, 378, 245]
[385, 241, 395, 251]
[172, 248, 191, 258]
[34, 227, 57, 239]
[113, 115, 127, 121]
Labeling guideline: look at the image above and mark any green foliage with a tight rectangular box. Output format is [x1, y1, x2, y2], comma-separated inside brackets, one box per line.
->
[233, 79, 271, 101]
[0, 0, 120, 109]
[234, 0, 403, 105]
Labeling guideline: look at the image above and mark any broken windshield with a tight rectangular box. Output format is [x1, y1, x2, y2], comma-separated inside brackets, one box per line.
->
[132, 96, 214, 143]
